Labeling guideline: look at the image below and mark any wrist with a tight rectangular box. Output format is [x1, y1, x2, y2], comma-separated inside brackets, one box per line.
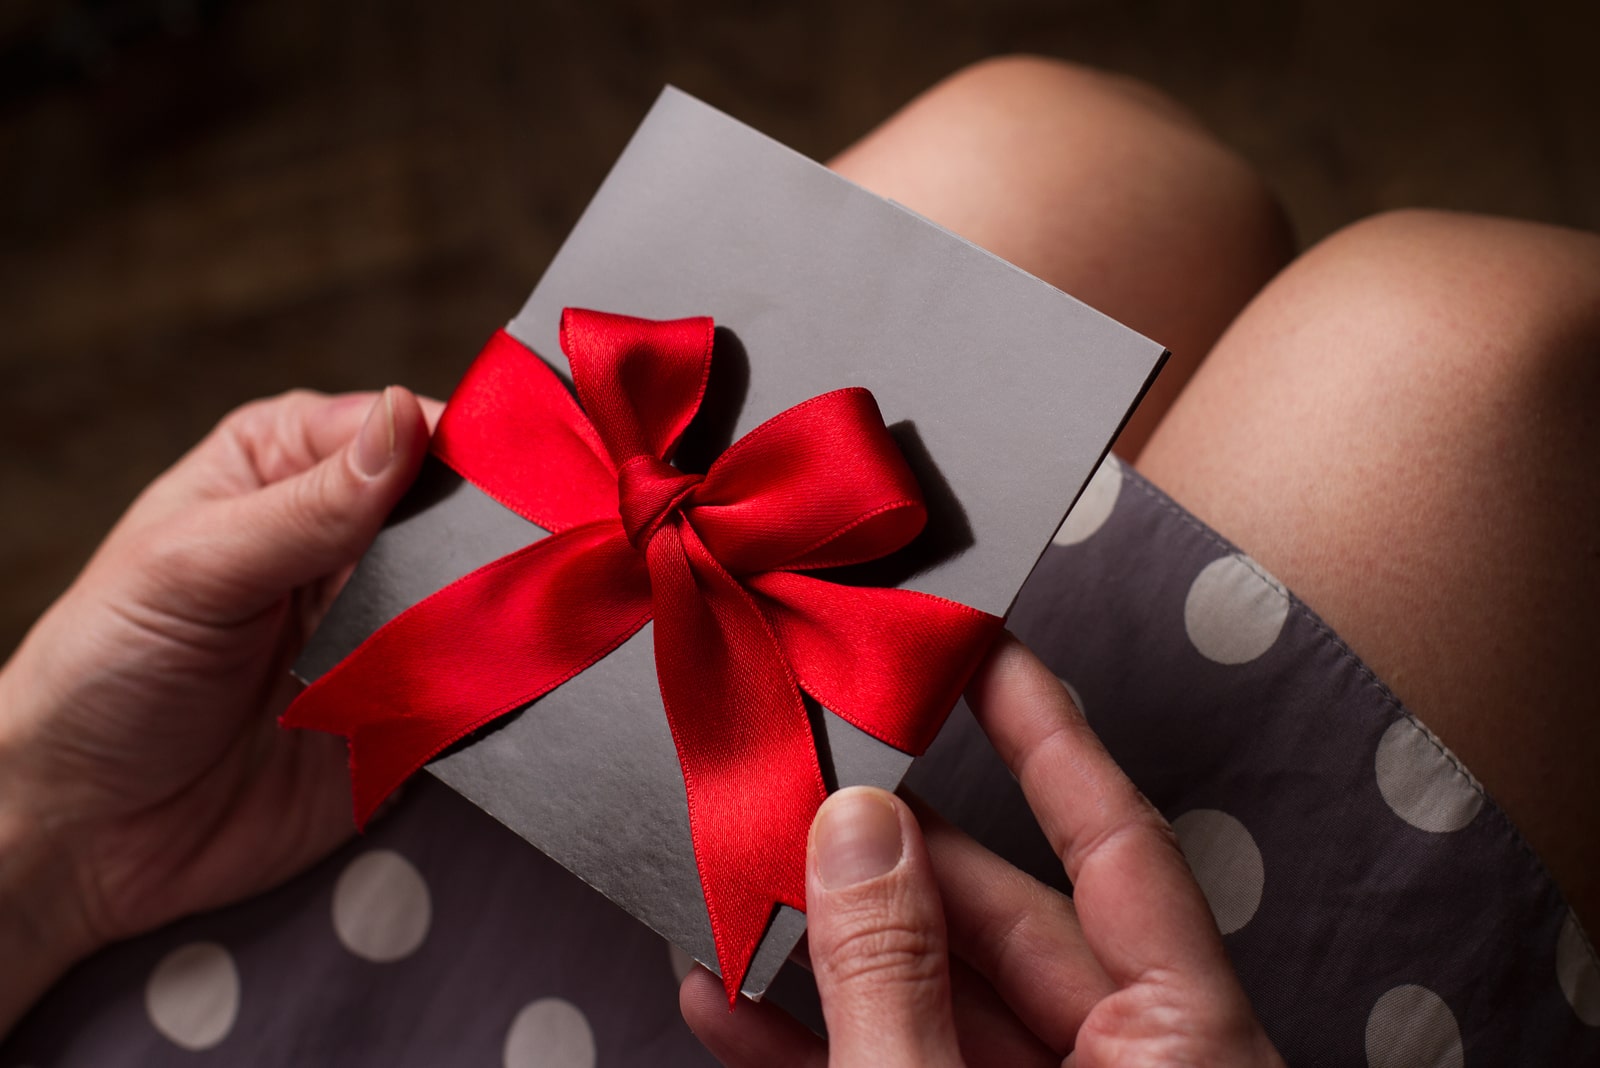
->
[0, 657, 101, 1035]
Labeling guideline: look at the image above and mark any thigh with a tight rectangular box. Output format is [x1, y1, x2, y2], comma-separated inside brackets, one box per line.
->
[827, 55, 1293, 457]
[1139, 208, 1600, 927]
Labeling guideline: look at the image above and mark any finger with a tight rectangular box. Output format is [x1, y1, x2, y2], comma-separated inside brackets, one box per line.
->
[151, 387, 430, 619]
[908, 794, 1114, 1053]
[946, 957, 1058, 1068]
[679, 966, 826, 1068]
[965, 634, 1234, 992]
[126, 390, 446, 539]
[240, 391, 391, 480]
[778, 929, 1056, 1067]
[805, 786, 962, 1068]
[220, 390, 448, 481]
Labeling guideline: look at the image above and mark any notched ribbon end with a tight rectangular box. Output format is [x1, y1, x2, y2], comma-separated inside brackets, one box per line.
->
[709, 893, 791, 1010]
[280, 691, 404, 834]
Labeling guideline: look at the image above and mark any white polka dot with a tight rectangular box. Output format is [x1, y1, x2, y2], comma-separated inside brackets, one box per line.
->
[1053, 455, 1122, 546]
[1374, 718, 1484, 833]
[1183, 552, 1289, 664]
[1172, 809, 1264, 935]
[1557, 909, 1600, 1026]
[504, 997, 596, 1068]
[145, 942, 240, 1051]
[1365, 984, 1464, 1068]
[668, 943, 697, 983]
[332, 849, 432, 962]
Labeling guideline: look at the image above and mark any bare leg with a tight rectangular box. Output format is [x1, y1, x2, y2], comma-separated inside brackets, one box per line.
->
[827, 56, 1294, 457]
[1140, 209, 1600, 928]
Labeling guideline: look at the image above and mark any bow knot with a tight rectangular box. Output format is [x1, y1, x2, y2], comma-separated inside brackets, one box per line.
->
[282, 308, 1001, 1006]
[618, 455, 702, 551]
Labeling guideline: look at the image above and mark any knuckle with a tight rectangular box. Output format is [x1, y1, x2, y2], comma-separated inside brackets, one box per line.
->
[215, 389, 331, 482]
[216, 394, 272, 431]
[114, 515, 236, 625]
[1058, 798, 1175, 878]
[284, 461, 357, 548]
[817, 904, 945, 991]
[217, 389, 318, 436]
[988, 889, 1072, 969]
[128, 516, 202, 587]
[1076, 983, 1269, 1067]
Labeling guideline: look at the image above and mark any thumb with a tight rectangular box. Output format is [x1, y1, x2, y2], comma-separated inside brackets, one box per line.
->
[807, 787, 963, 1068]
[185, 387, 430, 612]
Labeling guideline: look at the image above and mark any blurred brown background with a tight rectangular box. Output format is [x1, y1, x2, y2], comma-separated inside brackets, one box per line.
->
[2, 0, 1596, 655]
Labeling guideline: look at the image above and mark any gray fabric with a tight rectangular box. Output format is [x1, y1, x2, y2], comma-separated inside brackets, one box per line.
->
[7, 463, 1597, 1066]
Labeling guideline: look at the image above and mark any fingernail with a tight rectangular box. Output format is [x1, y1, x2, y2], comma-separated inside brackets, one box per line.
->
[814, 788, 904, 889]
[353, 388, 396, 479]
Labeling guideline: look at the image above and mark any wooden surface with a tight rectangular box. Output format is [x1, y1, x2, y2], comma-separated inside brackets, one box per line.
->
[2, 0, 1596, 654]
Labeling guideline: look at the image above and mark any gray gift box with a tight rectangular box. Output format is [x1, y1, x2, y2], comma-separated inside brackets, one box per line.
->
[295, 87, 1166, 998]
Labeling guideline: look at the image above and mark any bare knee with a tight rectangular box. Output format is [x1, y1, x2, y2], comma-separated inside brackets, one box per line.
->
[834, 54, 1292, 284]
[1148, 209, 1600, 505]
[1289, 208, 1600, 389]
[832, 54, 1293, 455]
[1207, 209, 1600, 518]
[921, 54, 1208, 134]
[1142, 208, 1600, 926]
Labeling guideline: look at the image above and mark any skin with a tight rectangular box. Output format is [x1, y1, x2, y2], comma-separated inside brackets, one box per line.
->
[684, 57, 1600, 1063]
[2, 52, 1594, 1065]
[680, 636, 1285, 1067]
[1139, 209, 1600, 930]
[0, 387, 435, 1033]
[674, 59, 1297, 1061]
[1, 56, 1294, 1047]
[824, 56, 1295, 460]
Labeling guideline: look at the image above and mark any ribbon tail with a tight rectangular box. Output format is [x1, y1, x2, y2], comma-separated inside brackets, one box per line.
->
[647, 520, 825, 1006]
[282, 521, 652, 827]
[747, 571, 1003, 755]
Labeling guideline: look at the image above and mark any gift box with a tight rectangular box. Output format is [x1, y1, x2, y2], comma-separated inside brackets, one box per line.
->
[290, 88, 1166, 1002]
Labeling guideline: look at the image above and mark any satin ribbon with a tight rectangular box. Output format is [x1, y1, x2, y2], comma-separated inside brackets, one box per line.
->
[283, 308, 1002, 1003]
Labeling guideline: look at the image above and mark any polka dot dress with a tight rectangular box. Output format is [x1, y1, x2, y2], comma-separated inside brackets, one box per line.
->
[912, 458, 1600, 1065]
[5, 460, 1597, 1065]
[2, 782, 699, 1066]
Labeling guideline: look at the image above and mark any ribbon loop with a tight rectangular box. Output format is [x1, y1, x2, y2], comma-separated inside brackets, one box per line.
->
[284, 311, 1002, 1007]
[561, 308, 714, 466]
[689, 387, 928, 574]
[431, 332, 617, 532]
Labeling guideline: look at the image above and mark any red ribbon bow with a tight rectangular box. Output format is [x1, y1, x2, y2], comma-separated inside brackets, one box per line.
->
[283, 308, 1002, 1002]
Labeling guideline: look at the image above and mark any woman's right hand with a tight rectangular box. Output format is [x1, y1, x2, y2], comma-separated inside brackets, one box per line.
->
[681, 633, 1284, 1067]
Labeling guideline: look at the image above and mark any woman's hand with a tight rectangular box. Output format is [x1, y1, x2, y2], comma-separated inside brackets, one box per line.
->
[681, 633, 1284, 1067]
[0, 387, 433, 1032]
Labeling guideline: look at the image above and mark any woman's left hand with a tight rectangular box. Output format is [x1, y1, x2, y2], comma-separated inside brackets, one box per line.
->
[0, 387, 433, 1032]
